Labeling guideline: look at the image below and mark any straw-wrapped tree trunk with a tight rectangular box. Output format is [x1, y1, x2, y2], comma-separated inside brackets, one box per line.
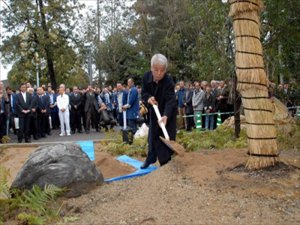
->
[229, 0, 278, 170]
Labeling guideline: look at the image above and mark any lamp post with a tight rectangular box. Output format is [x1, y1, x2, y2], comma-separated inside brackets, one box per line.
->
[84, 43, 93, 85]
[34, 51, 40, 87]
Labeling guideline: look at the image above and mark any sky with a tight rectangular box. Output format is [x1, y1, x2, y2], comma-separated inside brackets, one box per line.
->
[0, 0, 99, 81]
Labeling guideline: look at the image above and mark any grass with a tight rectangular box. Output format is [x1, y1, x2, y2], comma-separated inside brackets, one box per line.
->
[102, 131, 148, 157]
[100, 122, 300, 156]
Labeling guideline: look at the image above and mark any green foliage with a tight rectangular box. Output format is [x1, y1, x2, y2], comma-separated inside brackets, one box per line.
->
[101, 126, 248, 157]
[17, 185, 64, 214]
[2, 0, 299, 87]
[176, 126, 248, 151]
[277, 122, 300, 150]
[102, 132, 148, 157]
[0, 167, 11, 224]
[1, 0, 86, 88]
[102, 122, 300, 157]
[17, 213, 46, 225]
[0, 166, 65, 225]
[262, 0, 300, 83]
[12, 184, 64, 225]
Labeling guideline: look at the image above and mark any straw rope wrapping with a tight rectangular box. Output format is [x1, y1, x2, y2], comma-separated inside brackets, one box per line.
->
[229, 0, 278, 169]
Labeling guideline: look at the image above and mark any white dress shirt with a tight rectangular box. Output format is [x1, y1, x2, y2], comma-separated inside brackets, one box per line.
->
[21, 92, 26, 103]
[57, 93, 69, 111]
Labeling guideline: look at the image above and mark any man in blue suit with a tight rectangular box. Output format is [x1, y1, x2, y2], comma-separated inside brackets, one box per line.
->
[6, 86, 17, 134]
[122, 78, 139, 134]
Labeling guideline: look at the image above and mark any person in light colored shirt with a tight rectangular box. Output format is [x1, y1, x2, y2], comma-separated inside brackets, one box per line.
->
[57, 84, 71, 136]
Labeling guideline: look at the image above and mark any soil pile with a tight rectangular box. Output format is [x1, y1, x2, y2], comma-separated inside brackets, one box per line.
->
[64, 149, 300, 225]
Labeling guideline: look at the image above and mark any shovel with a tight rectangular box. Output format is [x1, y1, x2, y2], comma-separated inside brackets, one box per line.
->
[153, 104, 185, 156]
[122, 110, 133, 144]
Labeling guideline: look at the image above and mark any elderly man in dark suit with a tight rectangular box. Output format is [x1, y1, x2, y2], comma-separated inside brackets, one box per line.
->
[37, 87, 50, 138]
[84, 85, 99, 134]
[70, 86, 82, 134]
[141, 54, 177, 169]
[15, 83, 33, 143]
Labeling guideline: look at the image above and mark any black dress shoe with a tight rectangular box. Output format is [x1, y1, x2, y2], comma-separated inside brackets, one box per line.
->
[78, 130, 82, 133]
[18, 140, 22, 143]
[25, 139, 31, 143]
[86, 130, 90, 134]
[140, 161, 151, 169]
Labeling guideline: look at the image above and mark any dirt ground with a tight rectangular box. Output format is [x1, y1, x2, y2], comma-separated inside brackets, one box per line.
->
[61, 149, 300, 225]
[1, 146, 300, 225]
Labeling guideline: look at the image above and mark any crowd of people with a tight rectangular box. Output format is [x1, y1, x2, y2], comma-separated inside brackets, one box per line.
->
[175, 79, 235, 131]
[0, 79, 141, 143]
[0, 76, 298, 144]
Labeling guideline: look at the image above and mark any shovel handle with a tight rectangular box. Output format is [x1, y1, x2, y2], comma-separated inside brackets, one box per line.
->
[153, 104, 170, 140]
[123, 110, 127, 130]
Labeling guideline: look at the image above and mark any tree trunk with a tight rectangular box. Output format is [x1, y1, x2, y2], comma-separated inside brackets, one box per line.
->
[37, 0, 57, 90]
[229, 0, 278, 170]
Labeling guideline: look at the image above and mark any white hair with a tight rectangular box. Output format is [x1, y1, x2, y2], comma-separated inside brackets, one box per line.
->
[59, 84, 65, 89]
[151, 53, 168, 68]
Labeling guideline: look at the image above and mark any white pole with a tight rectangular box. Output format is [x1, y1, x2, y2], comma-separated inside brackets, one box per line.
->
[36, 63, 39, 87]
[123, 110, 127, 130]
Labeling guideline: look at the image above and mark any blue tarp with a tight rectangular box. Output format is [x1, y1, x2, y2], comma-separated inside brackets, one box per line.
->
[77, 141, 95, 161]
[105, 155, 157, 183]
[76, 141, 157, 182]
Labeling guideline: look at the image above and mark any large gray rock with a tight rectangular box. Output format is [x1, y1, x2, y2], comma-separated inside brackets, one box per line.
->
[11, 143, 104, 197]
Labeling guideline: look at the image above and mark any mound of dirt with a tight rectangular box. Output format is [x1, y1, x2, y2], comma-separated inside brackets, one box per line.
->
[94, 151, 135, 178]
[64, 149, 300, 225]
[174, 149, 247, 184]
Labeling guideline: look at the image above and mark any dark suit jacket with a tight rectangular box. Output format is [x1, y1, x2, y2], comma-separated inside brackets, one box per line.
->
[84, 92, 99, 113]
[37, 95, 50, 115]
[30, 95, 39, 118]
[15, 92, 33, 117]
[8, 93, 17, 115]
[70, 93, 82, 111]
[184, 88, 194, 114]
[142, 71, 177, 139]
[216, 86, 229, 111]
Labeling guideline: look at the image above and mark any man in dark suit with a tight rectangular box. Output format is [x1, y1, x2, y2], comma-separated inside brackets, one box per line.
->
[69, 86, 82, 134]
[84, 86, 99, 134]
[37, 87, 50, 138]
[216, 80, 229, 122]
[15, 83, 33, 143]
[47, 86, 59, 129]
[141, 54, 177, 169]
[183, 82, 194, 132]
[28, 87, 39, 140]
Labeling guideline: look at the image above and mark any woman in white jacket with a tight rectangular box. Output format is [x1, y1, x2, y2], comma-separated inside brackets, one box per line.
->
[57, 84, 71, 136]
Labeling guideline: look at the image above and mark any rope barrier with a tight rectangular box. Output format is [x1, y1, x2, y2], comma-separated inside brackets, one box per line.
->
[180, 105, 300, 118]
